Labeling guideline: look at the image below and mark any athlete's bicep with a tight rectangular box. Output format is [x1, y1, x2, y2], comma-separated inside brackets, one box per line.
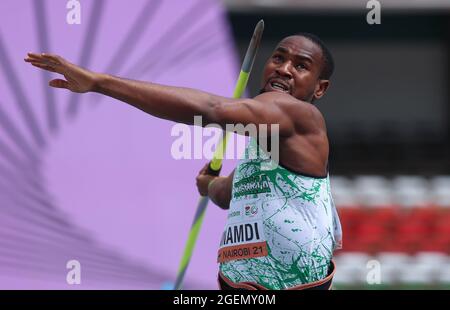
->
[208, 93, 295, 137]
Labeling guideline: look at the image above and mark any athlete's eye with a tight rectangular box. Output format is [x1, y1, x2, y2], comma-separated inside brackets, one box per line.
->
[272, 54, 283, 63]
[296, 63, 307, 70]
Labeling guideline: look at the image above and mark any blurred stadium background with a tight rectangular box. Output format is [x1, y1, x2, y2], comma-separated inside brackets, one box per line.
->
[226, 0, 450, 289]
[0, 0, 448, 290]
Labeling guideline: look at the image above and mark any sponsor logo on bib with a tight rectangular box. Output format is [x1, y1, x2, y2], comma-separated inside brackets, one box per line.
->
[245, 204, 258, 217]
[233, 174, 271, 198]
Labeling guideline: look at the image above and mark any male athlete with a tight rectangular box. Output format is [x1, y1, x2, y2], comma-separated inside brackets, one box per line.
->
[25, 33, 342, 290]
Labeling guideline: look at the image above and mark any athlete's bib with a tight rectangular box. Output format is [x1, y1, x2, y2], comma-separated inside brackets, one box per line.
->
[218, 198, 268, 263]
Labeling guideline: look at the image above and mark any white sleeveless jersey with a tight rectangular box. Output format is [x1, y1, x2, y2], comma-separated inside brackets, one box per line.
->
[218, 138, 342, 290]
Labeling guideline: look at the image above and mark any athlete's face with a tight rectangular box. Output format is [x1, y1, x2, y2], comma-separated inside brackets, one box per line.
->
[261, 36, 329, 102]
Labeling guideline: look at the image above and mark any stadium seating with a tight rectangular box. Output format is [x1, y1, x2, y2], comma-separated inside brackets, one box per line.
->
[331, 175, 450, 288]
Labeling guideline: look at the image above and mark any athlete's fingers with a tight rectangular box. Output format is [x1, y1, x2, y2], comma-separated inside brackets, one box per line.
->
[24, 57, 34, 63]
[25, 55, 55, 66]
[195, 174, 213, 196]
[199, 163, 210, 175]
[29, 62, 57, 72]
[26, 52, 44, 60]
[49, 79, 70, 89]
[24, 56, 45, 64]
[26, 52, 60, 63]
[41, 53, 64, 64]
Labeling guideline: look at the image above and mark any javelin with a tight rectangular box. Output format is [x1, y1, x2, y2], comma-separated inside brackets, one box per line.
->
[173, 20, 265, 290]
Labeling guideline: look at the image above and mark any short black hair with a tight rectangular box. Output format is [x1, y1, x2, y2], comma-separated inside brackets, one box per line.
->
[295, 32, 334, 80]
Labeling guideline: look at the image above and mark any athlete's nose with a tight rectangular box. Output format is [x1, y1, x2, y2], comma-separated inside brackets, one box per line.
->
[276, 61, 293, 79]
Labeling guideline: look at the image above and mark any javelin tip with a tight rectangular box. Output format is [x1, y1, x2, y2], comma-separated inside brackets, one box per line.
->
[255, 19, 264, 36]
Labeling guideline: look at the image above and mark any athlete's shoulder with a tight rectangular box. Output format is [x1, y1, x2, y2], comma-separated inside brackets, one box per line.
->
[253, 91, 326, 132]
[253, 91, 302, 105]
[253, 91, 321, 113]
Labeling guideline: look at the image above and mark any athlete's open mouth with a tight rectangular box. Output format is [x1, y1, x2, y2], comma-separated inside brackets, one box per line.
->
[268, 79, 290, 93]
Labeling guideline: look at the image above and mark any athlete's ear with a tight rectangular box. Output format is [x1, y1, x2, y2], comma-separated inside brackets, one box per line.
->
[313, 79, 330, 100]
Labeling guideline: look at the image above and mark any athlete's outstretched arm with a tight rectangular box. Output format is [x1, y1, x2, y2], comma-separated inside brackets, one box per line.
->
[24, 53, 302, 136]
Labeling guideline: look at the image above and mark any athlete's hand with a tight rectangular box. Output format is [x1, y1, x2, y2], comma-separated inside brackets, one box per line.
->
[24, 53, 98, 93]
[196, 163, 218, 197]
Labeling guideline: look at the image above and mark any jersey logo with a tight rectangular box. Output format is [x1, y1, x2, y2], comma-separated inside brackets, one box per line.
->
[245, 204, 258, 217]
